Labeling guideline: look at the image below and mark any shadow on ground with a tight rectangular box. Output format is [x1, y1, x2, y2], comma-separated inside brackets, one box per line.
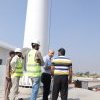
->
[68, 98, 80, 100]
[23, 97, 80, 100]
[22, 98, 30, 100]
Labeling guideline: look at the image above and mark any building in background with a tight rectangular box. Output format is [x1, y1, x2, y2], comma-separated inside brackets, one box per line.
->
[0, 41, 15, 65]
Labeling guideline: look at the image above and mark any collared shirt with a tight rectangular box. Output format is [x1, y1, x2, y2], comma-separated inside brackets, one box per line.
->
[42, 55, 52, 74]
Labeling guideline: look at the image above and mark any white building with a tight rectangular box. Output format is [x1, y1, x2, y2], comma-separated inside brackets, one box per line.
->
[0, 41, 16, 65]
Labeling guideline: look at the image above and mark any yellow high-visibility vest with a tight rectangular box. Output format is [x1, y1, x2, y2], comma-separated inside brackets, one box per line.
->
[26, 49, 41, 77]
[11, 58, 23, 77]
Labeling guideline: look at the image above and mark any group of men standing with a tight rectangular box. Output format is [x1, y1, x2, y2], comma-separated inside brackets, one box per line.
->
[4, 40, 72, 100]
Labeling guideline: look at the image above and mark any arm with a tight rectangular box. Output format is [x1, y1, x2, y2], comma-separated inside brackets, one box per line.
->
[51, 66, 55, 76]
[5, 58, 11, 78]
[10, 56, 18, 72]
[68, 66, 73, 84]
[35, 51, 44, 66]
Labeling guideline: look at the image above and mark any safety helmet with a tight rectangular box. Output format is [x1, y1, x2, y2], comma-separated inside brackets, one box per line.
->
[31, 40, 40, 45]
[15, 48, 21, 53]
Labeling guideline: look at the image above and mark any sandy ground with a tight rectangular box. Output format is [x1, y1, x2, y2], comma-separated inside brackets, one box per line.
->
[0, 85, 100, 100]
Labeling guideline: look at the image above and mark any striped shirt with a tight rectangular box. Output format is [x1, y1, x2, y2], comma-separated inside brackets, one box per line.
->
[52, 56, 72, 75]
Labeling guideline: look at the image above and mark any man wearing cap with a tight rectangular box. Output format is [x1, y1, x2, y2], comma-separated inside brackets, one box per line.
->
[9, 48, 23, 100]
[26, 40, 44, 100]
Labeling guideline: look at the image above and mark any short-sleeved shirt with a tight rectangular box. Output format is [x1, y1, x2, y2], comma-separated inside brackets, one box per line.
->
[52, 56, 72, 75]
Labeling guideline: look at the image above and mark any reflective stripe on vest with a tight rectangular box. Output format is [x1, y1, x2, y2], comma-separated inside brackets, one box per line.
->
[26, 49, 41, 77]
[11, 58, 23, 77]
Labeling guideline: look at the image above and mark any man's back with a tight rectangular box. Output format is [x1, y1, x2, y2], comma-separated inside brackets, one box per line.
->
[52, 56, 72, 75]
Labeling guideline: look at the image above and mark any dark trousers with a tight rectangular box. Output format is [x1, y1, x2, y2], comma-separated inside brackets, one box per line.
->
[52, 75, 68, 100]
[41, 73, 51, 100]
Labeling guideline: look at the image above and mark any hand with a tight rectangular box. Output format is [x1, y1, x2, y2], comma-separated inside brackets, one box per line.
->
[36, 59, 41, 65]
[6, 77, 11, 81]
[11, 69, 15, 73]
[48, 66, 51, 69]
[51, 66, 55, 70]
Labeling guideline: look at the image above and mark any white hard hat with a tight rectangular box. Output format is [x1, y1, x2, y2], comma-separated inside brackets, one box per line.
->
[15, 48, 21, 53]
[31, 40, 40, 45]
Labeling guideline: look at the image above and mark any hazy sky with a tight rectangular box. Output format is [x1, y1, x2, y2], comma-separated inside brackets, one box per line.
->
[0, 0, 100, 73]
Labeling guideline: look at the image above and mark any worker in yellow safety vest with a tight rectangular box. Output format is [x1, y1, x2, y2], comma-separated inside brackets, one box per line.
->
[26, 40, 44, 100]
[9, 48, 23, 100]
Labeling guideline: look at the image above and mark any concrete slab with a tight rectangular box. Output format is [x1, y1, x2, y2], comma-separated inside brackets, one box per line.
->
[68, 88, 100, 100]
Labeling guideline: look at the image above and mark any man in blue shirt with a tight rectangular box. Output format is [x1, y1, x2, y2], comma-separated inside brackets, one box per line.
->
[41, 50, 54, 100]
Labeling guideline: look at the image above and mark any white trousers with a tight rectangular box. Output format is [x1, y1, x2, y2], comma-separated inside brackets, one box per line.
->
[9, 77, 20, 100]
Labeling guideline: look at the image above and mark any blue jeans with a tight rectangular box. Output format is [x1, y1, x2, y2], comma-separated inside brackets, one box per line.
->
[30, 77, 41, 100]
